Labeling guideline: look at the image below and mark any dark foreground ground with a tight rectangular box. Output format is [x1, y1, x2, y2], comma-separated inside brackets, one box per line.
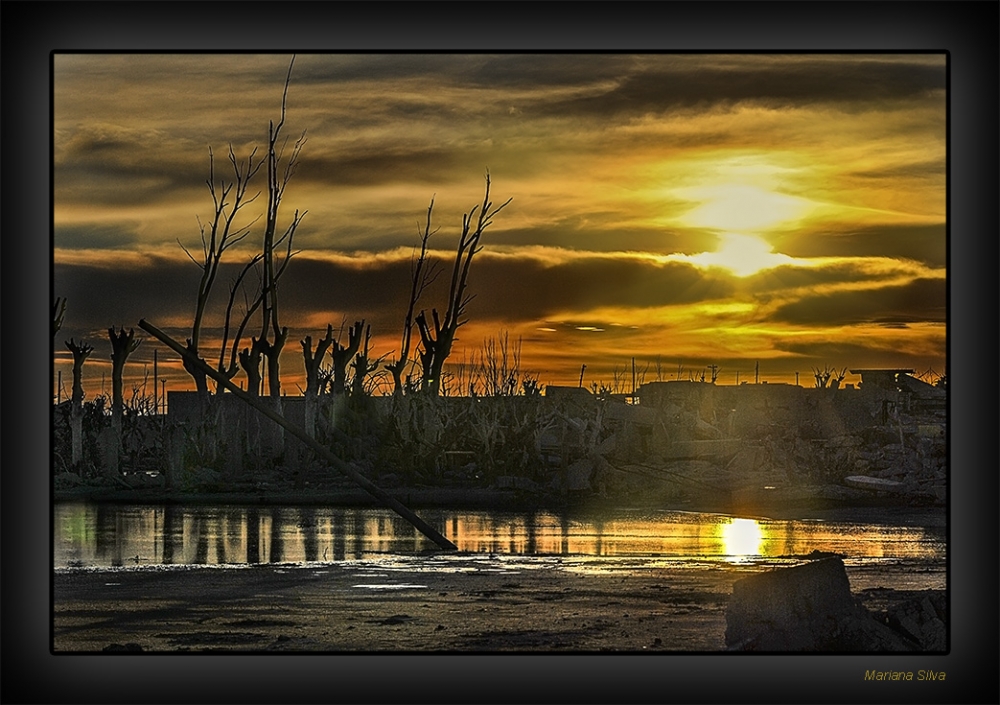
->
[53, 551, 945, 653]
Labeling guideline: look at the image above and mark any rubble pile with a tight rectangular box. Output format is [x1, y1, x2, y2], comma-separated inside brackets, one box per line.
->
[559, 371, 947, 509]
[863, 590, 948, 651]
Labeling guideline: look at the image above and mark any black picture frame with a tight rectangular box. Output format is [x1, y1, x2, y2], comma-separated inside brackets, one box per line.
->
[4, 2, 997, 703]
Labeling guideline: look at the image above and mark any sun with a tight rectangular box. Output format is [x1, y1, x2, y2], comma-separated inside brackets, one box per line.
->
[662, 153, 822, 276]
[680, 183, 813, 233]
[670, 177, 816, 276]
[687, 232, 796, 277]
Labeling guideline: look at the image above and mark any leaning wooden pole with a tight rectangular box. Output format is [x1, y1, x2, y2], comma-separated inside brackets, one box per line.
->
[138, 318, 458, 551]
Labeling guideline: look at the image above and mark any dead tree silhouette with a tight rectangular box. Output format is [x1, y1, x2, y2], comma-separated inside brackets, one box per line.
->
[415, 172, 511, 395]
[254, 57, 306, 400]
[177, 56, 304, 403]
[331, 321, 365, 396]
[350, 322, 385, 397]
[178, 143, 262, 402]
[65, 338, 93, 466]
[386, 197, 441, 395]
[107, 327, 141, 474]
[53, 297, 66, 338]
[301, 324, 334, 437]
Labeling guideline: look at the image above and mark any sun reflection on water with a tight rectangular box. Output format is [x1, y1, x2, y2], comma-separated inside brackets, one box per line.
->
[720, 518, 764, 561]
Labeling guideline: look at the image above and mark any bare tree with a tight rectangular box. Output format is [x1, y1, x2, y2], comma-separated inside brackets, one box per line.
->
[65, 338, 93, 466]
[216, 251, 264, 385]
[415, 172, 511, 395]
[473, 331, 522, 397]
[386, 197, 440, 395]
[254, 56, 307, 399]
[301, 325, 334, 437]
[177, 56, 305, 403]
[108, 327, 141, 432]
[179, 144, 263, 401]
[331, 320, 365, 395]
[53, 297, 66, 338]
[107, 327, 141, 475]
[350, 323, 386, 397]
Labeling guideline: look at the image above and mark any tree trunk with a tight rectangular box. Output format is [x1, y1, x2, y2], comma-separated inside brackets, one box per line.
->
[108, 327, 140, 475]
[332, 321, 364, 395]
[301, 326, 333, 438]
[239, 339, 265, 397]
[65, 340, 93, 468]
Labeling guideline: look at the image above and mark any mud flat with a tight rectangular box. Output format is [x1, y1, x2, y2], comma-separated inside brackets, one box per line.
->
[53, 551, 945, 653]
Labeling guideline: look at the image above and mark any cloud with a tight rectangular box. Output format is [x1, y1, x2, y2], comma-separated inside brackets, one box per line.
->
[770, 223, 947, 268]
[52, 246, 739, 346]
[768, 277, 946, 326]
[54, 123, 212, 207]
[773, 332, 945, 370]
[53, 223, 145, 250]
[521, 55, 946, 119]
[742, 256, 940, 294]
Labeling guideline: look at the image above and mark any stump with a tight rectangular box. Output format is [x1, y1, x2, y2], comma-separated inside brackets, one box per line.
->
[725, 557, 919, 651]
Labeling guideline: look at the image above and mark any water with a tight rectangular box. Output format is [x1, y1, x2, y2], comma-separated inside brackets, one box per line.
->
[53, 502, 946, 573]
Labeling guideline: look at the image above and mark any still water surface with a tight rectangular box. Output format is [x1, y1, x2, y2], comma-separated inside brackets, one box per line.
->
[53, 502, 946, 570]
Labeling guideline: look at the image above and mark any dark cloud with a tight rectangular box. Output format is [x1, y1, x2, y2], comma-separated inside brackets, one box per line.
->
[53, 224, 144, 250]
[770, 223, 947, 268]
[522, 55, 946, 118]
[768, 277, 946, 326]
[461, 54, 643, 91]
[278, 257, 415, 333]
[743, 259, 922, 294]
[283, 252, 737, 329]
[844, 159, 946, 183]
[465, 255, 735, 321]
[296, 147, 473, 188]
[54, 251, 737, 353]
[772, 340, 941, 371]
[53, 257, 202, 344]
[291, 54, 491, 87]
[55, 126, 210, 207]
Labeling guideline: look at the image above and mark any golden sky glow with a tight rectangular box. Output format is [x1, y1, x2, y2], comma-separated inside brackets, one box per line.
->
[52, 53, 947, 397]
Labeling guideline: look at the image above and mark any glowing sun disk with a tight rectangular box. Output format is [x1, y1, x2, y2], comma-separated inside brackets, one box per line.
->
[680, 183, 813, 233]
[688, 232, 795, 277]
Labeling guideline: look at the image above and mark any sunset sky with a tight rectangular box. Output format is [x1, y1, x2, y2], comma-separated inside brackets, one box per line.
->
[52, 53, 947, 399]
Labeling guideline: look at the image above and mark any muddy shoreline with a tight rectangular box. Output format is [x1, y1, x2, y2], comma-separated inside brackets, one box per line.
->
[53, 552, 945, 653]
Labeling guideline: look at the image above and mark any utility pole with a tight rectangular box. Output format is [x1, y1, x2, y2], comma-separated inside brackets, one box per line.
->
[153, 349, 158, 415]
[755, 360, 759, 385]
[579, 364, 586, 388]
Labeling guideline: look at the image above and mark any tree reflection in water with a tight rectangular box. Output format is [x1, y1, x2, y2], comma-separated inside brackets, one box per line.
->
[53, 503, 946, 569]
